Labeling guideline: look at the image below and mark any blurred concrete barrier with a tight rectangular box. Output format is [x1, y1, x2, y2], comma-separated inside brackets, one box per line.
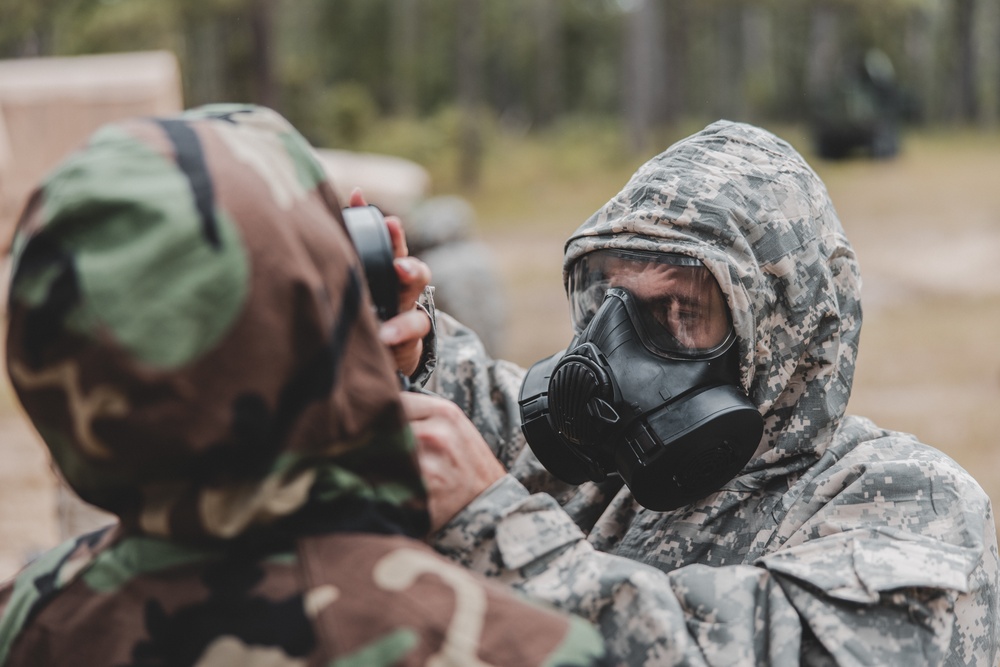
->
[315, 148, 431, 218]
[0, 51, 183, 238]
[316, 151, 508, 357]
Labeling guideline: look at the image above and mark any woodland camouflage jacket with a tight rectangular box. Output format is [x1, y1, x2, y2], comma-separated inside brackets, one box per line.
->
[426, 121, 1000, 666]
[0, 106, 609, 667]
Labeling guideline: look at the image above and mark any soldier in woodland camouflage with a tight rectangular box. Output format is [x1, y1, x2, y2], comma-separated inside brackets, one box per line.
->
[410, 121, 1000, 665]
[0, 106, 610, 667]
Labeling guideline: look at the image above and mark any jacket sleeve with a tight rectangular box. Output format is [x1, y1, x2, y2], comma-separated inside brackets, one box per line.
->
[432, 476, 805, 666]
[423, 311, 530, 467]
[431, 473, 1000, 667]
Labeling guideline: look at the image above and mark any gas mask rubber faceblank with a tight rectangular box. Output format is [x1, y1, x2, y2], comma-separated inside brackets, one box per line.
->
[519, 250, 763, 511]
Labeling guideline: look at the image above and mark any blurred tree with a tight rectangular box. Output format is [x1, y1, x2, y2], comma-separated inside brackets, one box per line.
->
[0, 0, 67, 57]
[623, 0, 666, 151]
[0, 0, 995, 156]
[533, 0, 563, 127]
[714, 0, 749, 121]
[661, 0, 691, 124]
[457, 0, 484, 188]
[951, 0, 978, 122]
[249, 0, 277, 109]
[390, 0, 420, 115]
[972, 0, 1000, 126]
[742, 3, 778, 119]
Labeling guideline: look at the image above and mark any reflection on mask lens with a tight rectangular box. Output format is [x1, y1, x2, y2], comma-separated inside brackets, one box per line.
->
[568, 249, 731, 356]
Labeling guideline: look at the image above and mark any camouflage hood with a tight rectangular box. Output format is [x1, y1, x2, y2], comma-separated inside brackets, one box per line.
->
[5, 105, 429, 545]
[564, 120, 861, 471]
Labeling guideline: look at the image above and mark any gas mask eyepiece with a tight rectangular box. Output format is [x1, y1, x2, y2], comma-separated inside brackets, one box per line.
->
[518, 250, 763, 511]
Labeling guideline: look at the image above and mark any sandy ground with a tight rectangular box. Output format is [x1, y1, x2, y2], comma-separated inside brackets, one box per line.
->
[0, 131, 998, 582]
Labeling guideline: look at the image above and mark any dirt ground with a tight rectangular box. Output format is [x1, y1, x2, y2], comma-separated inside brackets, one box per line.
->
[0, 130, 998, 582]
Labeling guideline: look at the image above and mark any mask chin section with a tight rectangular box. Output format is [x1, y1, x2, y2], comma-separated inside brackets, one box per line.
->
[616, 385, 764, 511]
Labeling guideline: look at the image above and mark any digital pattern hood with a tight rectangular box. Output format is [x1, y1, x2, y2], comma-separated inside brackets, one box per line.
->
[563, 120, 861, 473]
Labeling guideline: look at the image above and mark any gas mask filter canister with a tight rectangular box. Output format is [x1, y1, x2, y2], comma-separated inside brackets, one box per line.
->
[518, 250, 763, 511]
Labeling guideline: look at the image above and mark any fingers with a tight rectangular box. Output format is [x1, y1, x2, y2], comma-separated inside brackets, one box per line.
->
[386, 216, 408, 259]
[399, 391, 506, 531]
[399, 389, 436, 420]
[380, 307, 431, 376]
[348, 187, 367, 208]
[380, 307, 431, 348]
[400, 389, 466, 424]
[395, 256, 430, 311]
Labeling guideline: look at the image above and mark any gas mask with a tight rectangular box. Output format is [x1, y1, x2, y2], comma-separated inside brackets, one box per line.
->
[518, 249, 763, 511]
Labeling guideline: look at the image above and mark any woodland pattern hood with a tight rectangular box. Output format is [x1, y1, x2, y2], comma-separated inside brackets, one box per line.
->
[5, 105, 429, 546]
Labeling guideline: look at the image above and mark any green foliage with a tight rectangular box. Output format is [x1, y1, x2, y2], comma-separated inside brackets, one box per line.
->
[57, 0, 180, 54]
[0, 0, 993, 145]
[353, 106, 492, 192]
[310, 82, 380, 150]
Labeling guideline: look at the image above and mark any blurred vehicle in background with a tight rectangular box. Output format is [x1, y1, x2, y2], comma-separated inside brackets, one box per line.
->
[810, 48, 906, 160]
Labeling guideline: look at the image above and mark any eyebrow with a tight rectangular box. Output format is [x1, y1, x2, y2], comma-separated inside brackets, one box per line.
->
[647, 294, 706, 316]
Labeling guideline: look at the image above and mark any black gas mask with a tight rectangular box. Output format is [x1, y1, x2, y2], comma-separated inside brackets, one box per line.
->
[518, 249, 763, 511]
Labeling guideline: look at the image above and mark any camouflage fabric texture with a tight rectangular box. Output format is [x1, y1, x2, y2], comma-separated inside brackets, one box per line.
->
[0, 105, 609, 667]
[427, 120, 1000, 665]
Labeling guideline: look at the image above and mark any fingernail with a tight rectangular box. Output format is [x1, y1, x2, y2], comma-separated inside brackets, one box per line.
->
[380, 323, 398, 344]
[396, 257, 416, 277]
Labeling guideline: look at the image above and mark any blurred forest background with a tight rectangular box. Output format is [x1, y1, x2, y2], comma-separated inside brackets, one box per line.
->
[3, 0, 1000, 186]
[0, 0, 999, 575]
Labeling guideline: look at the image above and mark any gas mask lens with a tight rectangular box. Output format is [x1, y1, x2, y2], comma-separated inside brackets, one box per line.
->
[568, 249, 732, 357]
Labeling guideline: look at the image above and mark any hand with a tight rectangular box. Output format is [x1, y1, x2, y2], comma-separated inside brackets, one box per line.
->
[400, 391, 506, 533]
[347, 189, 432, 377]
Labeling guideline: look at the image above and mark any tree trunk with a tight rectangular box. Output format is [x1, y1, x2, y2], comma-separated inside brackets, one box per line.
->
[457, 0, 483, 189]
[184, 18, 225, 107]
[623, 0, 666, 152]
[904, 6, 937, 123]
[951, 0, 978, 122]
[741, 5, 776, 122]
[715, 1, 747, 121]
[972, 0, 1000, 126]
[660, 0, 689, 124]
[391, 0, 421, 115]
[534, 0, 562, 127]
[250, 0, 278, 110]
[806, 3, 842, 106]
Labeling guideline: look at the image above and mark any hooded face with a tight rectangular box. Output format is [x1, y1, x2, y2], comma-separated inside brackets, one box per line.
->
[5, 105, 429, 544]
[563, 121, 862, 467]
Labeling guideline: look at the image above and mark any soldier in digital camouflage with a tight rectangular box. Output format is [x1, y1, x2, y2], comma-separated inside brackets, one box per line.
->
[405, 120, 1000, 665]
[0, 105, 611, 667]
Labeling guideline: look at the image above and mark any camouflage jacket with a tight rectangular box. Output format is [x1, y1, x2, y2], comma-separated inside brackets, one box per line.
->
[0, 106, 609, 667]
[427, 121, 1000, 666]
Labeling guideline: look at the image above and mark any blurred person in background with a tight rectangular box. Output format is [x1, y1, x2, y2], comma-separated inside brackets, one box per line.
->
[403, 121, 999, 665]
[0, 105, 609, 667]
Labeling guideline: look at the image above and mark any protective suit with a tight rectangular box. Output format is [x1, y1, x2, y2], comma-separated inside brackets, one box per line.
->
[0, 106, 608, 667]
[426, 121, 999, 665]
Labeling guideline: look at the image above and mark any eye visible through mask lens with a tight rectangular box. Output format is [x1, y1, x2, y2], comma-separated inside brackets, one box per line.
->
[568, 249, 732, 358]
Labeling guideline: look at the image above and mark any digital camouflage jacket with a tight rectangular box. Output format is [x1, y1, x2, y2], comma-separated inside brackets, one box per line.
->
[0, 106, 609, 667]
[426, 121, 1000, 666]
